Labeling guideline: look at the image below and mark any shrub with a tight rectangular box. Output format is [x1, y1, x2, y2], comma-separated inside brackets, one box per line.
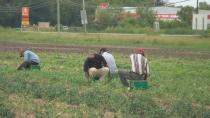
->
[177, 6, 195, 26]
[159, 20, 186, 29]
[161, 27, 195, 34]
[94, 9, 119, 29]
[137, 7, 156, 27]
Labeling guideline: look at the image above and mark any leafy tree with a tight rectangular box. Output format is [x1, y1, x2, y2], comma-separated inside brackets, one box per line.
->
[94, 9, 119, 29]
[155, 0, 167, 6]
[0, 0, 155, 27]
[177, 6, 194, 26]
[199, 2, 210, 10]
[88, 0, 154, 7]
[137, 7, 156, 27]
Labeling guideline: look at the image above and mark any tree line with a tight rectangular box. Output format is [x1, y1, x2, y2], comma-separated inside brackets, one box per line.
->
[0, 0, 209, 29]
[0, 0, 154, 27]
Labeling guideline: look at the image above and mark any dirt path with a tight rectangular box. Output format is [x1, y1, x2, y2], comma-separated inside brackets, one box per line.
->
[0, 41, 210, 59]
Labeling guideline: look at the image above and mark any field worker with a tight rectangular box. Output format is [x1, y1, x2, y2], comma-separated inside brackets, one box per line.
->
[17, 49, 40, 70]
[118, 48, 150, 86]
[84, 50, 109, 81]
[99, 48, 118, 76]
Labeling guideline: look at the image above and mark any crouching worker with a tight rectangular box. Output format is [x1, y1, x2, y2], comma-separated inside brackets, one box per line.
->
[84, 50, 109, 81]
[119, 48, 150, 87]
[17, 49, 40, 70]
[99, 48, 118, 78]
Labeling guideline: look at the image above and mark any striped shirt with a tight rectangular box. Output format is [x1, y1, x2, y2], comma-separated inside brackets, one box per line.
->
[130, 54, 149, 76]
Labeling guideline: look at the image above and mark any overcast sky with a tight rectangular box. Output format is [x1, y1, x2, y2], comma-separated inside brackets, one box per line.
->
[168, 0, 210, 7]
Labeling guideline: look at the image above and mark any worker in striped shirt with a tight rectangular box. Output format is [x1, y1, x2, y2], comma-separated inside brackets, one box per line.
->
[119, 48, 150, 86]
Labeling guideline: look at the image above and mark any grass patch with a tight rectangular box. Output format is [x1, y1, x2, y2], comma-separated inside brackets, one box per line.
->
[0, 28, 210, 52]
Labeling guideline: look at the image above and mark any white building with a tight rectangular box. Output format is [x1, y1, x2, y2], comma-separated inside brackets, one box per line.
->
[121, 7, 210, 23]
[152, 7, 180, 20]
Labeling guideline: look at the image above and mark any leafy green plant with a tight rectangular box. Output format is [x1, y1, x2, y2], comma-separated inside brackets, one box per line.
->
[0, 104, 15, 118]
[64, 88, 81, 105]
[171, 100, 194, 118]
[127, 95, 167, 117]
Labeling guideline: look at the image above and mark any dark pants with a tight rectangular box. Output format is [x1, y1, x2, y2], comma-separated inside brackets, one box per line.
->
[17, 61, 39, 70]
[118, 71, 146, 87]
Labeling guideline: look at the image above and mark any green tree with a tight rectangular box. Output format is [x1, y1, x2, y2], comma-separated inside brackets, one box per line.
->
[0, 0, 157, 27]
[155, 0, 166, 6]
[88, 0, 154, 7]
[199, 2, 210, 10]
[177, 6, 194, 26]
[137, 7, 156, 27]
[94, 8, 119, 29]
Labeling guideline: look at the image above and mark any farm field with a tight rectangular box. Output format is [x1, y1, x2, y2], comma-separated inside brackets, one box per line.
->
[0, 52, 210, 118]
[0, 28, 210, 52]
[0, 29, 210, 117]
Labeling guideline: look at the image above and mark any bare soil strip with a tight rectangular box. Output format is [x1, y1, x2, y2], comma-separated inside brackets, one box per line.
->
[0, 42, 210, 59]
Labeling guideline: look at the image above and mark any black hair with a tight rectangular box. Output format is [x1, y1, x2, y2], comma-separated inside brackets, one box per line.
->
[99, 48, 107, 55]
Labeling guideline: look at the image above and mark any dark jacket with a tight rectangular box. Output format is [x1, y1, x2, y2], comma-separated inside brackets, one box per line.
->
[84, 54, 107, 72]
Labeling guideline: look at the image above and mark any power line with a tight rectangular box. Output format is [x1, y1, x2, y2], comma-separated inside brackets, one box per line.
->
[164, 0, 191, 6]
[0, 0, 51, 12]
[30, 1, 50, 8]
[30, 1, 51, 10]
[0, 11, 20, 13]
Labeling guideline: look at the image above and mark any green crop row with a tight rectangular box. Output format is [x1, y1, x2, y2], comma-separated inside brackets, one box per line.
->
[0, 92, 16, 118]
[1, 52, 210, 117]
[1, 74, 210, 118]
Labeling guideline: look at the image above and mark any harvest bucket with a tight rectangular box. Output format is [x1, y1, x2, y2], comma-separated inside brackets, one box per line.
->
[31, 65, 41, 70]
[128, 80, 148, 89]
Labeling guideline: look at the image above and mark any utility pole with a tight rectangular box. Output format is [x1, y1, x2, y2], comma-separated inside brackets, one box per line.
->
[154, 0, 156, 7]
[82, 0, 87, 32]
[196, 0, 199, 14]
[57, 0, 61, 33]
[29, 0, 31, 6]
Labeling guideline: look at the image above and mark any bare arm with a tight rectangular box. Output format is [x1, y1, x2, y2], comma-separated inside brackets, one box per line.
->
[84, 72, 90, 80]
[84, 58, 90, 80]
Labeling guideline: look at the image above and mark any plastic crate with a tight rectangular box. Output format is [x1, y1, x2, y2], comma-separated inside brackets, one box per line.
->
[128, 80, 148, 89]
[31, 65, 41, 70]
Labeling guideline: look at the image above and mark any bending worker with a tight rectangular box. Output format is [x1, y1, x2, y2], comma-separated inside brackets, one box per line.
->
[99, 48, 118, 77]
[84, 50, 109, 81]
[118, 48, 150, 86]
[17, 49, 40, 70]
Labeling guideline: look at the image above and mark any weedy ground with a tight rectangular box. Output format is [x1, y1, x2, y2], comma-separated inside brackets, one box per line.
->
[0, 52, 210, 118]
[0, 28, 210, 52]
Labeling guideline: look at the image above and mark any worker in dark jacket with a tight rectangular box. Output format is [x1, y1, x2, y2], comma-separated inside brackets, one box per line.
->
[84, 50, 109, 81]
[17, 49, 40, 70]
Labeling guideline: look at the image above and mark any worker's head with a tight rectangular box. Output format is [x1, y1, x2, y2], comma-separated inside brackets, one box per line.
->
[136, 48, 145, 56]
[88, 50, 97, 58]
[19, 49, 26, 57]
[99, 48, 107, 55]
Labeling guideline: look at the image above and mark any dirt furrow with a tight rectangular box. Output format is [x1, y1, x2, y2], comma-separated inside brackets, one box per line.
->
[0, 42, 210, 59]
